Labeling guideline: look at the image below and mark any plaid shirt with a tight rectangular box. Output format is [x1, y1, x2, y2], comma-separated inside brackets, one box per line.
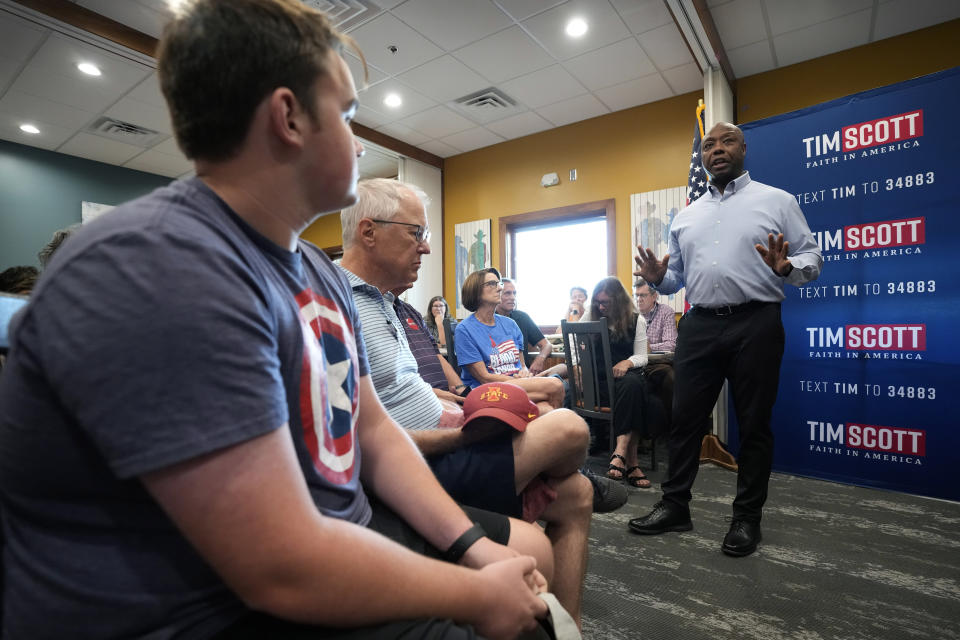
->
[642, 302, 677, 352]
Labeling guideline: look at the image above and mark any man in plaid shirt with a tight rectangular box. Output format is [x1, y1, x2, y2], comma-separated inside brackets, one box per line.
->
[635, 280, 677, 430]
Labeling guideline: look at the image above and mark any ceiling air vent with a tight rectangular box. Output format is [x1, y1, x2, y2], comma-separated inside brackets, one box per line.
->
[302, 0, 380, 31]
[449, 87, 524, 124]
[86, 117, 163, 148]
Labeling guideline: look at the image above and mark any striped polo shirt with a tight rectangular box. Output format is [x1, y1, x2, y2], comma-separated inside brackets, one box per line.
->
[338, 266, 442, 431]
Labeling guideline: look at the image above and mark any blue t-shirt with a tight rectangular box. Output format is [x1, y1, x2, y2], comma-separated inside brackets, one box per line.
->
[455, 314, 525, 388]
[0, 178, 370, 638]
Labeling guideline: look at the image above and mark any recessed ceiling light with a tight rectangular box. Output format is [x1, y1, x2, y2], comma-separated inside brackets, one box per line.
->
[19, 124, 40, 134]
[565, 17, 588, 38]
[384, 93, 402, 108]
[77, 62, 101, 76]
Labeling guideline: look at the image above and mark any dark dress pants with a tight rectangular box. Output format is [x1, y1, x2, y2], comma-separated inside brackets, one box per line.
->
[661, 302, 784, 522]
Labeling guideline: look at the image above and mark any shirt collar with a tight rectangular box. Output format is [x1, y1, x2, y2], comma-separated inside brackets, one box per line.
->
[708, 170, 751, 197]
[339, 265, 392, 301]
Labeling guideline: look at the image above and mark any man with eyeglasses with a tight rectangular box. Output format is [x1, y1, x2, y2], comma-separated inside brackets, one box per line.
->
[339, 179, 608, 626]
[495, 278, 553, 375]
[634, 281, 677, 353]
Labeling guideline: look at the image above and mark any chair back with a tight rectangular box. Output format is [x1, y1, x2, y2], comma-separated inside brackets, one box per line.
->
[561, 319, 616, 453]
[442, 317, 458, 371]
[0, 292, 29, 355]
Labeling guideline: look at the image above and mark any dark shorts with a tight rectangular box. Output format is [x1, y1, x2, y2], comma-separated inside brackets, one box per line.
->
[426, 431, 522, 519]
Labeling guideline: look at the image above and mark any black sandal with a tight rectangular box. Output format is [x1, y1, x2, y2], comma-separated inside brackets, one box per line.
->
[625, 466, 651, 488]
[607, 453, 627, 480]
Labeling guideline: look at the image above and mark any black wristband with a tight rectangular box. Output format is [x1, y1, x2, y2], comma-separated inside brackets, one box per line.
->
[443, 522, 487, 563]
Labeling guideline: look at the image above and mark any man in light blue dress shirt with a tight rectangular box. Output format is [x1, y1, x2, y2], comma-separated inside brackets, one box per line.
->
[628, 122, 823, 557]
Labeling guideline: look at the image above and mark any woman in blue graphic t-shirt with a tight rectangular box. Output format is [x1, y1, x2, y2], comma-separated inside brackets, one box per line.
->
[454, 268, 563, 414]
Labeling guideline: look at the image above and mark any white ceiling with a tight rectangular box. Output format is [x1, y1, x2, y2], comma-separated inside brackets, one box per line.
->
[0, 0, 957, 179]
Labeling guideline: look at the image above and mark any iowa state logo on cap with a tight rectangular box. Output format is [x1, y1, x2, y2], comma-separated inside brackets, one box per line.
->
[480, 386, 509, 402]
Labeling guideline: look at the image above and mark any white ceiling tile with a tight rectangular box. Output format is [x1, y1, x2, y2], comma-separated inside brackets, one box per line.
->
[485, 111, 553, 139]
[348, 13, 444, 75]
[726, 39, 776, 78]
[354, 104, 393, 128]
[371, 0, 407, 8]
[496, 0, 567, 21]
[418, 139, 460, 157]
[610, 0, 673, 35]
[104, 97, 174, 135]
[594, 72, 673, 111]
[0, 59, 22, 93]
[636, 22, 695, 70]
[662, 62, 703, 94]
[357, 81, 437, 120]
[124, 148, 194, 178]
[0, 11, 46, 64]
[399, 56, 490, 103]
[766, 0, 872, 36]
[59, 131, 144, 165]
[565, 37, 656, 90]
[439, 126, 505, 152]
[710, 0, 768, 50]
[0, 90, 95, 129]
[12, 34, 151, 113]
[150, 135, 183, 156]
[453, 26, 556, 84]
[773, 9, 872, 68]
[0, 112, 74, 150]
[500, 65, 587, 109]
[344, 51, 388, 90]
[359, 153, 399, 179]
[393, 0, 512, 50]
[874, 0, 960, 40]
[376, 123, 432, 146]
[522, 0, 632, 60]
[536, 93, 609, 126]
[399, 105, 476, 138]
[126, 73, 167, 108]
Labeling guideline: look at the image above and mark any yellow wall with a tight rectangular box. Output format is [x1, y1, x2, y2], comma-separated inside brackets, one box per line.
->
[443, 90, 701, 300]
[301, 212, 342, 249]
[441, 19, 960, 306]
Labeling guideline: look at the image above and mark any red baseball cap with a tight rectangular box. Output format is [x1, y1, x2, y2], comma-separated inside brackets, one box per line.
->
[463, 382, 540, 432]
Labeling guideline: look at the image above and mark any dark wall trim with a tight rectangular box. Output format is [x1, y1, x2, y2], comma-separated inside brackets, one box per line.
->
[691, 0, 736, 90]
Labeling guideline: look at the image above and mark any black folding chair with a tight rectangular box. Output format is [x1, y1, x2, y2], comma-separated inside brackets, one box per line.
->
[561, 319, 617, 457]
[561, 318, 658, 469]
[443, 317, 458, 372]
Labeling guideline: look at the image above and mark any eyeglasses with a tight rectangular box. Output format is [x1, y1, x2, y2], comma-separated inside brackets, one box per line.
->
[371, 219, 431, 244]
[595, 297, 610, 307]
[635, 293, 652, 299]
[482, 280, 501, 288]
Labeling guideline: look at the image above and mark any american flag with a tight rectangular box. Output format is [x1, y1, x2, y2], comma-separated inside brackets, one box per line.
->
[686, 101, 707, 205]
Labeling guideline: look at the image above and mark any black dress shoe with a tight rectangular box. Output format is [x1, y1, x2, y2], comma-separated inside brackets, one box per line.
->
[721, 519, 762, 557]
[628, 500, 693, 535]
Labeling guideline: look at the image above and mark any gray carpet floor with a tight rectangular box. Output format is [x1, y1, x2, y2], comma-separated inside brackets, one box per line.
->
[581, 456, 960, 640]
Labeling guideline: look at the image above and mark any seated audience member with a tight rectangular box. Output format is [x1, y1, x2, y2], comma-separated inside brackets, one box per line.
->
[0, 3, 555, 638]
[0, 266, 39, 295]
[425, 294, 455, 348]
[583, 277, 652, 488]
[456, 269, 564, 412]
[563, 286, 587, 325]
[635, 280, 677, 425]
[338, 177, 600, 625]
[394, 283, 627, 516]
[37, 224, 80, 269]
[496, 278, 553, 374]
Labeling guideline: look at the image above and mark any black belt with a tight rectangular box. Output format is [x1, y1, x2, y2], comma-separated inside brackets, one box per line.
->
[693, 300, 778, 317]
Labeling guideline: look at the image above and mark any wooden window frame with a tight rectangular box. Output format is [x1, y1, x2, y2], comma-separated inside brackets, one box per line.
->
[497, 199, 616, 280]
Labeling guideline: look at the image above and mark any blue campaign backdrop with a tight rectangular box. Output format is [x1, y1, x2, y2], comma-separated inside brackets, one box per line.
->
[726, 67, 960, 502]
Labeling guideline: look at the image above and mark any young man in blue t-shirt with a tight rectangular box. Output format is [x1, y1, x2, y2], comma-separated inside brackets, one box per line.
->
[0, 2, 553, 638]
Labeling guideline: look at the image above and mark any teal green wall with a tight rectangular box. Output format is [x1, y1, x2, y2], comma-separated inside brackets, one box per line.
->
[0, 140, 174, 270]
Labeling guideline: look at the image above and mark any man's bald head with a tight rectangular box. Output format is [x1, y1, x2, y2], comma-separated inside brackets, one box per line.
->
[702, 121, 746, 190]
